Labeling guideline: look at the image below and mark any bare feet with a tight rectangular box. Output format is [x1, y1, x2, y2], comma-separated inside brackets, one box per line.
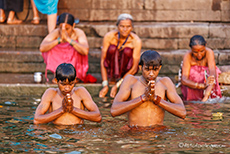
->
[0, 9, 6, 23]
[0, 15, 6, 23]
[99, 86, 109, 98]
[31, 17, 40, 24]
[110, 85, 118, 98]
[7, 18, 22, 24]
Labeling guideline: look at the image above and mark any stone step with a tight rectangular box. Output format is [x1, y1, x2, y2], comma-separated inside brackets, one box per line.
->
[1, 22, 230, 50]
[0, 83, 229, 98]
[0, 49, 229, 75]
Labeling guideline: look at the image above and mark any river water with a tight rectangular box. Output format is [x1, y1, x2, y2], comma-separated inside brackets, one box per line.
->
[0, 96, 229, 153]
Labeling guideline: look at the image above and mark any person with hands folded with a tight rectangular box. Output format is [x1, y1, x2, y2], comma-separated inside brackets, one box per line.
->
[181, 35, 222, 102]
[111, 50, 186, 128]
[34, 63, 101, 125]
[40, 12, 89, 83]
[99, 13, 142, 98]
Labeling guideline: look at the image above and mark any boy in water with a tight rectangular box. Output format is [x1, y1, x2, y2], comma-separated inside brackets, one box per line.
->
[34, 63, 101, 125]
[111, 50, 186, 127]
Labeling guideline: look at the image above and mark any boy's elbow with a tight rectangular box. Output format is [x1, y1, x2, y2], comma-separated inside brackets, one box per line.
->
[180, 110, 187, 119]
[94, 114, 102, 123]
[33, 119, 40, 125]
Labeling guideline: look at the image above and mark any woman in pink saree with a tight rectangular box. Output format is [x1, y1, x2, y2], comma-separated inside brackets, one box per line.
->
[181, 35, 222, 102]
[40, 13, 89, 83]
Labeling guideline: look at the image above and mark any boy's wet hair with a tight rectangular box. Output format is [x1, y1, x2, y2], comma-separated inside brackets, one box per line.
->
[57, 13, 75, 26]
[55, 63, 76, 82]
[189, 35, 206, 48]
[116, 13, 133, 26]
[139, 50, 162, 67]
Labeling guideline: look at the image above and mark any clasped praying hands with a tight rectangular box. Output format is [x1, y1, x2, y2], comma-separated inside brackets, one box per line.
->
[62, 93, 73, 113]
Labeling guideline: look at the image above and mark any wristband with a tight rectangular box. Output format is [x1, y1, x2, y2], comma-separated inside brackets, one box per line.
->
[116, 78, 124, 88]
[57, 37, 61, 44]
[154, 95, 161, 105]
[70, 39, 74, 46]
[102, 80, 108, 87]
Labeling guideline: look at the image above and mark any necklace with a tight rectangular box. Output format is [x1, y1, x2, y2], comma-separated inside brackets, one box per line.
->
[139, 76, 148, 87]
[117, 32, 130, 51]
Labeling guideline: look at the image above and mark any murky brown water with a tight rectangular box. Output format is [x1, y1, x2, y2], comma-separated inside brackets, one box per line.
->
[0, 96, 230, 153]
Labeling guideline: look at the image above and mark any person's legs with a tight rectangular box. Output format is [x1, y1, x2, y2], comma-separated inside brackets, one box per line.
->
[7, 10, 22, 24]
[0, 9, 6, 22]
[47, 13, 57, 33]
[30, 0, 40, 24]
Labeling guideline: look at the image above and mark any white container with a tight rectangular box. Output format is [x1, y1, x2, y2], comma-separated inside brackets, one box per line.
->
[34, 72, 43, 83]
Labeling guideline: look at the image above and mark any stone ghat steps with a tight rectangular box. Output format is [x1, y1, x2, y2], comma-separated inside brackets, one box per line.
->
[0, 83, 229, 98]
[1, 22, 230, 50]
[0, 48, 229, 75]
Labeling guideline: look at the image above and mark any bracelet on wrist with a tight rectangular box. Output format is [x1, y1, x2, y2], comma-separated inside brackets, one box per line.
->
[154, 95, 161, 105]
[57, 37, 61, 44]
[70, 39, 75, 46]
[102, 80, 108, 87]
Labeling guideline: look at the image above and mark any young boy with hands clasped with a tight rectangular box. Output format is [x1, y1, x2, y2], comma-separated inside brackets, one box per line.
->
[34, 63, 101, 125]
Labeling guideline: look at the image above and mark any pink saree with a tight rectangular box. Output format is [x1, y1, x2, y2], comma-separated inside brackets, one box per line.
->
[181, 65, 222, 101]
[42, 42, 88, 81]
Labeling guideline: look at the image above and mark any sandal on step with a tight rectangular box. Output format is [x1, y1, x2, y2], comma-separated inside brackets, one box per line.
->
[7, 18, 22, 24]
[31, 17, 40, 24]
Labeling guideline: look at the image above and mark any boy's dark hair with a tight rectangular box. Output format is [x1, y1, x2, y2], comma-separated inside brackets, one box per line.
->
[57, 13, 75, 26]
[55, 63, 76, 82]
[189, 35, 206, 48]
[139, 50, 162, 67]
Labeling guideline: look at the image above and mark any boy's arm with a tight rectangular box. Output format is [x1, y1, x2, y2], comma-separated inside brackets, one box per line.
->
[157, 77, 186, 119]
[34, 89, 64, 124]
[111, 75, 143, 117]
[71, 87, 102, 122]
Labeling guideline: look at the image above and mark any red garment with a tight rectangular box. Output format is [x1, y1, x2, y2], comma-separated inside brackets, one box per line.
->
[104, 44, 137, 79]
[181, 65, 222, 101]
[42, 42, 88, 82]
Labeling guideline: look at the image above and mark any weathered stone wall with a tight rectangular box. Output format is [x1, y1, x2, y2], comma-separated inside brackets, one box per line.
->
[18, 0, 230, 22]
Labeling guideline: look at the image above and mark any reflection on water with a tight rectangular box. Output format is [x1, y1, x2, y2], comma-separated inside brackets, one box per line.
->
[0, 96, 230, 153]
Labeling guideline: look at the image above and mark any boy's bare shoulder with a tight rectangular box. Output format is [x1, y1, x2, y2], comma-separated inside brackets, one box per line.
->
[123, 74, 139, 85]
[72, 86, 88, 93]
[43, 88, 58, 97]
[158, 77, 174, 86]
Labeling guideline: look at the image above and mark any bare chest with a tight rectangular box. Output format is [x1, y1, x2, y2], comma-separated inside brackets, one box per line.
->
[51, 94, 83, 111]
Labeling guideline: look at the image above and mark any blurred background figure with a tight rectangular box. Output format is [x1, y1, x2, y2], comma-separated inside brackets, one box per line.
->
[33, 0, 58, 33]
[0, 0, 23, 24]
[30, 0, 40, 24]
